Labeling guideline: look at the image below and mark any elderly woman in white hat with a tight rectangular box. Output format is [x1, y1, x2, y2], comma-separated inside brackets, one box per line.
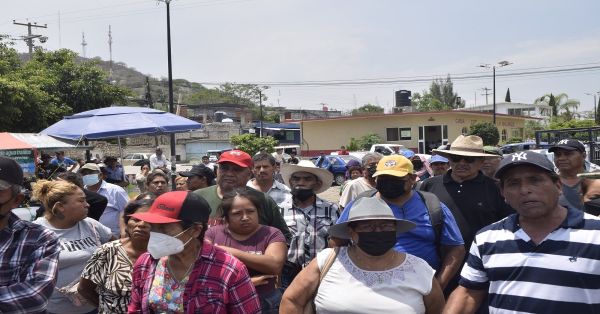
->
[280, 196, 444, 314]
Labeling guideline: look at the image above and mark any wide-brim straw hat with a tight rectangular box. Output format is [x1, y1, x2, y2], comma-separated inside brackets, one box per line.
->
[280, 160, 333, 194]
[328, 196, 416, 239]
[432, 135, 498, 158]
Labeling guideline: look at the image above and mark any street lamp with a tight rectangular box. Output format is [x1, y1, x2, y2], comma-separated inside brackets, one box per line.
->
[585, 92, 600, 123]
[159, 0, 177, 190]
[479, 61, 512, 124]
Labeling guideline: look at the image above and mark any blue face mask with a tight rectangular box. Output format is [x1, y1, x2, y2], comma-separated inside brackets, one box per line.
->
[82, 174, 100, 186]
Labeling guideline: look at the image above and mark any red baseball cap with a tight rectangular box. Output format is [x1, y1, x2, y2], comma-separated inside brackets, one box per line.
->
[218, 150, 252, 168]
[130, 191, 211, 224]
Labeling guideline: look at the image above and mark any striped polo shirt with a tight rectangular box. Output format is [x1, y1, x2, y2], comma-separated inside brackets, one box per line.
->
[460, 206, 600, 313]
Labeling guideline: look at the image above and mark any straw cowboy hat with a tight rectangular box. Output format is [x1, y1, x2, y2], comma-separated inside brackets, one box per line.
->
[432, 135, 498, 158]
[328, 196, 416, 239]
[280, 160, 333, 194]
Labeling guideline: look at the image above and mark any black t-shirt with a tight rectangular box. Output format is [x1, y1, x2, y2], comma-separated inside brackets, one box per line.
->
[420, 170, 514, 248]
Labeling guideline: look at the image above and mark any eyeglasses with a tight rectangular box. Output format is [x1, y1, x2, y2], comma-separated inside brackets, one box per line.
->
[448, 156, 479, 163]
[352, 221, 397, 232]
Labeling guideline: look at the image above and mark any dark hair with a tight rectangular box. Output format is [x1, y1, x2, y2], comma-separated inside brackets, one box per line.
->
[140, 163, 150, 170]
[135, 192, 157, 201]
[56, 172, 84, 188]
[348, 166, 362, 174]
[146, 171, 169, 185]
[123, 199, 154, 225]
[219, 187, 263, 219]
[252, 153, 276, 166]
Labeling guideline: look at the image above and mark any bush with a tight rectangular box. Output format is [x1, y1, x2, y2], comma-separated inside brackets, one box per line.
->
[230, 134, 278, 156]
[468, 122, 500, 146]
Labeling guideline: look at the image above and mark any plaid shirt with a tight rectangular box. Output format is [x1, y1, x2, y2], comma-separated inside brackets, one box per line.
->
[281, 196, 339, 267]
[247, 178, 292, 207]
[0, 213, 60, 314]
[128, 241, 260, 314]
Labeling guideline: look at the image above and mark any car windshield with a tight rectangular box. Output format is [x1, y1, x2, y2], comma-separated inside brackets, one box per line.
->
[338, 155, 359, 163]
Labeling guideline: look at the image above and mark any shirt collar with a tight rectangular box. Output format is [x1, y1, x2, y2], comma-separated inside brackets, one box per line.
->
[5, 212, 25, 233]
[443, 169, 486, 184]
[505, 205, 585, 232]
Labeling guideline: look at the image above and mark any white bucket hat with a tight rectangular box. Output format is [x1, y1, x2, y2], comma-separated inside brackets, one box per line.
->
[280, 160, 333, 194]
[328, 196, 416, 239]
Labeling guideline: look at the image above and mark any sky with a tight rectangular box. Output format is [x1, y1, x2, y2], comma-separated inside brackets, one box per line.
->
[3, 0, 600, 113]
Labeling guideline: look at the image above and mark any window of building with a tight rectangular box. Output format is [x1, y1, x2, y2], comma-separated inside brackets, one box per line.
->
[400, 127, 411, 140]
[386, 128, 399, 141]
[501, 129, 507, 142]
[461, 127, 469, 135]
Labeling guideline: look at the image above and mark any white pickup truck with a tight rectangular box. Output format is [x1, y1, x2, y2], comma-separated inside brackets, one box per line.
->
[348, 144, 408, 160]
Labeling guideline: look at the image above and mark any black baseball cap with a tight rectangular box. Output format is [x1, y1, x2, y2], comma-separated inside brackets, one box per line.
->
[0, 157, 24, 189]
[179, 164, 209, 177]
[548, 139, 585, 153]
[494, 151, 555, 180]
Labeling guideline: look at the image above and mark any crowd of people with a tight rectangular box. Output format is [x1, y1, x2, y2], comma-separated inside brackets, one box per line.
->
[2, 134, 600, 313]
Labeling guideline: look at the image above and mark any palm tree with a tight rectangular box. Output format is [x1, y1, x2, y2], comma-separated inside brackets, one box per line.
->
[534, 93, 580, 120]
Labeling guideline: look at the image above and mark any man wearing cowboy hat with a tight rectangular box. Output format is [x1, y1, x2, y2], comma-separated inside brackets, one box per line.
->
[278, 160, 339, 289]
[420, 135, 513, 254]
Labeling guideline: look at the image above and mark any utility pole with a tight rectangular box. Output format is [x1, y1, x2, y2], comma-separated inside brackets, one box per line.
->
[480, 87, 492, 105]
[81, 32, 87, 57]
[12, 20, 47, 57]
[259, 89, 263, 138]
[108, 25, 113, 78]
[479, 61, 512, 124]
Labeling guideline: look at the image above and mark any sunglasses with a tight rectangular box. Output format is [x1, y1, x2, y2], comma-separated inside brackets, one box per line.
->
[448, 156, 479, 163]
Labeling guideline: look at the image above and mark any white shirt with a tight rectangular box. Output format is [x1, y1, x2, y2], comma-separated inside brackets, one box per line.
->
[339, 177, 375, 208]
[315, 247, 434, 314]
[149, 153, 171, 171]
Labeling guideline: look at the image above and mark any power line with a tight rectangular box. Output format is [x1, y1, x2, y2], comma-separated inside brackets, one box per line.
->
[197, 64, 600, 87]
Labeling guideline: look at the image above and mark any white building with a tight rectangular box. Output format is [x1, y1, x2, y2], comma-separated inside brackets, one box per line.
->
[461, 102, 552, 123]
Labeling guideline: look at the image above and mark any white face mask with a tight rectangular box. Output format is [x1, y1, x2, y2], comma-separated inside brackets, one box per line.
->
[147, 228, 193, 259]
[82, 174, 100, 186]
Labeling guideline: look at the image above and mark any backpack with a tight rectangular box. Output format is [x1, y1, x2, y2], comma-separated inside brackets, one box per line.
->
[354, 189, 443, 255]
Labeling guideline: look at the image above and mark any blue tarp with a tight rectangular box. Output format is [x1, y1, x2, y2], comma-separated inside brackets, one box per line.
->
[41, 106, 202, 140]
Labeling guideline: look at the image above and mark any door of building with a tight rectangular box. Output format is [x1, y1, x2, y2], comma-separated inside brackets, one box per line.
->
[418, 125, 448, 154]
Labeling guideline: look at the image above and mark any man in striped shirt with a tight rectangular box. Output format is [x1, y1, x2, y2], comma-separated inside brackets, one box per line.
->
[445, 151, 600, 313]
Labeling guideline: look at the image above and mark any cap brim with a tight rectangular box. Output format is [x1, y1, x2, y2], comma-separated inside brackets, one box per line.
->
[328, 217, 416, 239]
[494, 161, 554, 179]
[218, 159, 249, 168]
[372, 169, 409, 178]
[548, 146, 580, 153]
[129, 212, 181, 224]
[178, 171, 194, 177]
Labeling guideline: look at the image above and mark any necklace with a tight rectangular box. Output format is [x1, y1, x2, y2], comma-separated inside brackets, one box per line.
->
[167, 257, 195, 283]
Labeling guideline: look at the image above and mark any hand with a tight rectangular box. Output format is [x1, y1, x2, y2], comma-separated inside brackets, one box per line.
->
[251, 275, 275, 286]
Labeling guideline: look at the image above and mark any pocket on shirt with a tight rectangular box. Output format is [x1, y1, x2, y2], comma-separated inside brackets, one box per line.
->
[190, 287, 225, 312]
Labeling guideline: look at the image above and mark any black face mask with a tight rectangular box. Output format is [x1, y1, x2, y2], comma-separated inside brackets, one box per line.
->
[376, 179, 407, 199]
[356, 231, 397, 256]
[584, 198, 600, 216]
[366, 165, 377, 177]
[292, 188, 315, 202]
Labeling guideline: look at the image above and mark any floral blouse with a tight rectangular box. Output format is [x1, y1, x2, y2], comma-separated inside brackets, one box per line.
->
[147, 256, 189, 313]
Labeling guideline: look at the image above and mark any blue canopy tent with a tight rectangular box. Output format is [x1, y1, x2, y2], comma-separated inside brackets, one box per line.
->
[41, 106, 201, 140]
[41, 106, 202, 187]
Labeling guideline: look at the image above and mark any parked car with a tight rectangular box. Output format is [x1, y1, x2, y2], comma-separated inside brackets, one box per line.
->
[120, 153, 151, 166]
[312, 154, 360, 186]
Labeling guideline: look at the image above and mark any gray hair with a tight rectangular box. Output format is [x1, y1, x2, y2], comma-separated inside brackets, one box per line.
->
[362, 152, 383, 166]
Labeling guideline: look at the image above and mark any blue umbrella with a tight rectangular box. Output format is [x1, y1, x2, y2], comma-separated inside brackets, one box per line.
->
[41, 106, 201, 140]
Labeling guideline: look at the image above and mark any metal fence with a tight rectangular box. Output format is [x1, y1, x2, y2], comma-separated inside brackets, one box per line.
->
[535, 127, 600, 165]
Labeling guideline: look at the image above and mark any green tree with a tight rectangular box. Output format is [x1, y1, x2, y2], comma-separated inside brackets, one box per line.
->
[351, 104, 384, 115]
[230, 133, 278, 156]
[218, 83, 267, 106]
[357, 133, 382, 150]
[0, 42, 131, 132]
[468, 122, 500, 146]
[414, 75, 465, 111]
[534, 93, 580, 120]
[505, 88, 511, 102]
[523, 120, 544, 139]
